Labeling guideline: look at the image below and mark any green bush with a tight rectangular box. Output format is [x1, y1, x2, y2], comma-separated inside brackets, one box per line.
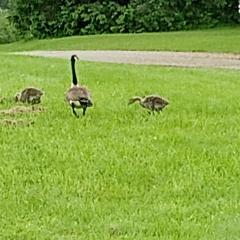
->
[0, 9, 17, 43]
[8, 0, 240, 39]
[0, 0, 8, 9]
[129, 0, 240, 32]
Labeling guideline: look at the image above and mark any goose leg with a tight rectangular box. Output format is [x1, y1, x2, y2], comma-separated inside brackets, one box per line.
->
[83, 107, 87, 116]
[71, 103, 79, 118]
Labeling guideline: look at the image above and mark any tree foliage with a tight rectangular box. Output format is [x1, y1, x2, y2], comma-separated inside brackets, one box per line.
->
[0, 0, 8, 9]
[8, 0, 240, 39]
[0, 9, 17, 43]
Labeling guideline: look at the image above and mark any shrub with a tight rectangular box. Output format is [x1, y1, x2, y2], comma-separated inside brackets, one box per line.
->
[0, 9, 17, 43]
[8, 0, 240, 39]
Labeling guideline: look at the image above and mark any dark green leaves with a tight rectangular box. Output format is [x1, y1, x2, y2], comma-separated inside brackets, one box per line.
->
[7, 0, 240, 39]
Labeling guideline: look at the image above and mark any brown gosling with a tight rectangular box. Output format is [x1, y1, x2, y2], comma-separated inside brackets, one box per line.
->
[15, 87, 43, 104]
[128, 95, 169, 113]
[65, 55, 92, 117]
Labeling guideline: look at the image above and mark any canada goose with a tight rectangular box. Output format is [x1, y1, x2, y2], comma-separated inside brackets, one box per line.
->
[65, 55, 92, 117]
[128, 95, 169, 113]
[15, 87, 43, 104]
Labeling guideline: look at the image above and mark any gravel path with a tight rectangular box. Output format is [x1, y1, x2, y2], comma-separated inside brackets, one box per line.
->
[15, 50, 240, 69]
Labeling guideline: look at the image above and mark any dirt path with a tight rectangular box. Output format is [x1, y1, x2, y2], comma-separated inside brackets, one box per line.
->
[15, 50, 240, 69]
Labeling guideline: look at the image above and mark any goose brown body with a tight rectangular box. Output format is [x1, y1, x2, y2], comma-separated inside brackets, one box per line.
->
[129, 95, 169, 112]
[65, 85, 92, 109]
[66, 55, 92, 117]
[15, 87, 43, 104]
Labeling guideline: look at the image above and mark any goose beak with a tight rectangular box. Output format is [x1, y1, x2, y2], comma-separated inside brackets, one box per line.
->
[71, 54, 79, 61]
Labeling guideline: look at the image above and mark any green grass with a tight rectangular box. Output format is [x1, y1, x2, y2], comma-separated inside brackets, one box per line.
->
[0, 54, 240, 239]
[0, 26, 240, 53]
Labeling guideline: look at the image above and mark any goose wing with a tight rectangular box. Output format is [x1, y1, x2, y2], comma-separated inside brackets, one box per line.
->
[152, 96, 168, 110]
[66, 86, 92, 107]
[142, 96, 157, 109]
[20, 88, 43, 102]
[143, 95, 168, 110]
[21, 88, 43, 96]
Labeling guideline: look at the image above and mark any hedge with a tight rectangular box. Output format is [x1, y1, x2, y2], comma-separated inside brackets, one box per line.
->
[8, 0, 240, 39]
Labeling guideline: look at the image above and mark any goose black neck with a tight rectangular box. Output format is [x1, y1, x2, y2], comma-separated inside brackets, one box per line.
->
[71, 59, 78, 85]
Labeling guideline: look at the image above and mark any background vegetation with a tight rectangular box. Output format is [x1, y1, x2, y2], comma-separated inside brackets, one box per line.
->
[2, 0, 239, 40]
[0, 0, 8, 9]
[0, 9, 17, 43]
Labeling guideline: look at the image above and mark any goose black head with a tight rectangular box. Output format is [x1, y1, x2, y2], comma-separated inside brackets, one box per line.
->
[71, 55, 79, 62]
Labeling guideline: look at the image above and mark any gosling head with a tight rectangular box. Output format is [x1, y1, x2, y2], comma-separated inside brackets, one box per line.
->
[15, 92, 21, 102]
[128, 96, 142, 105]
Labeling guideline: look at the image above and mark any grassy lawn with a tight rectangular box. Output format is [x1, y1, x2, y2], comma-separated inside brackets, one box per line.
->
[0, 26, 240, 53]
[0, 54, 240, 239]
